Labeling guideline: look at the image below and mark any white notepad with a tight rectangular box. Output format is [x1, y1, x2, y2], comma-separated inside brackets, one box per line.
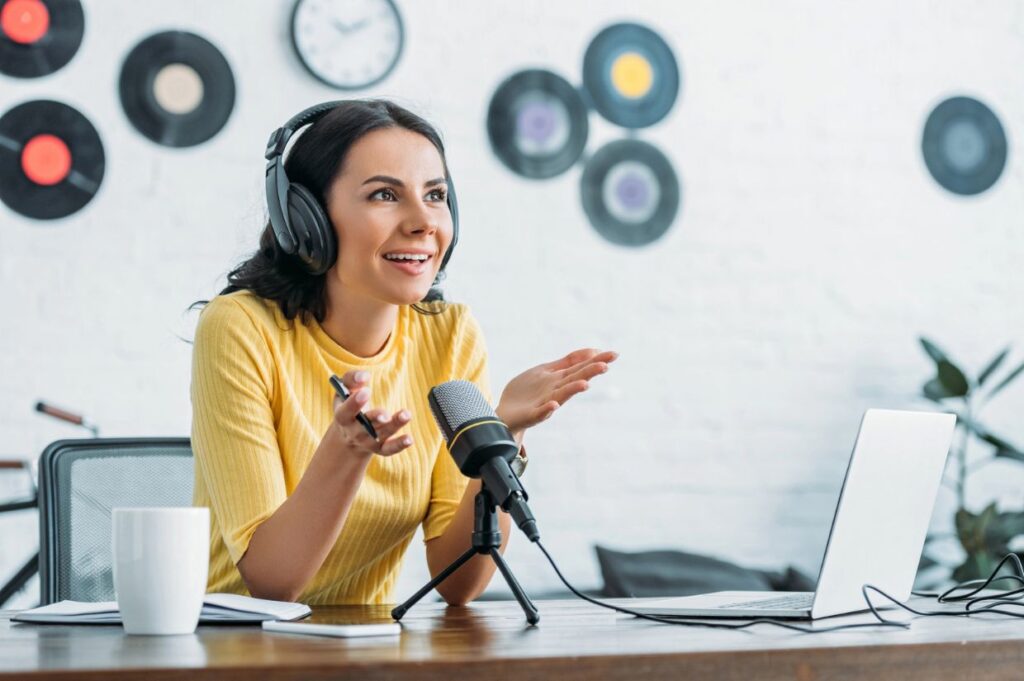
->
[262, 620, 401, 638]
[11, 593, 311, 625]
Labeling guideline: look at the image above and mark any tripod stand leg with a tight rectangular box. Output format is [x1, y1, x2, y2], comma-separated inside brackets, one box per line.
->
[489, 547, 539, 625]
[391, 546, 478, 621]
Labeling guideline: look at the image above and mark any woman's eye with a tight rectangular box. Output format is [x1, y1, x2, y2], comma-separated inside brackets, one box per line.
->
[427, 189, 447, 202]
[371, 188, 397, 201]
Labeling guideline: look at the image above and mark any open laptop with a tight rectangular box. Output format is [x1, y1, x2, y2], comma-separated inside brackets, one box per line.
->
[635, 409, 956, 620]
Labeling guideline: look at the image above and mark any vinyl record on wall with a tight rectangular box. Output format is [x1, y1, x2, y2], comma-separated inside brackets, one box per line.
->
[580, 139, 679, 247]
[119, 30, 236, 148]
[0, 99, 104, 220]
[922, 96, 1007, 196]
[582, 22, 679, 129]
[0, 0, 84, 78]
[487, 69, 589, 179]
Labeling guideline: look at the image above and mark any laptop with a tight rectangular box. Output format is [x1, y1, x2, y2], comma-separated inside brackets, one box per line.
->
[634, 409, 956, 620]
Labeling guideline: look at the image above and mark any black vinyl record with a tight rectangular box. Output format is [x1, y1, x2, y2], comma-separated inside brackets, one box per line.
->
[582, 22, 680, 130]
[580, 138, 679, 247]
[922, 96, 1007, 196]
[487, 69, 589, 179]
[0, 0, 83, 78]
[119, 30, 235, 148]
[0, 99, 104, 220]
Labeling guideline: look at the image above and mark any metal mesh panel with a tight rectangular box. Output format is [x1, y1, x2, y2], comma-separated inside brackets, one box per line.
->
[429, 380, 495, 439]
[58, 446, 193, 602]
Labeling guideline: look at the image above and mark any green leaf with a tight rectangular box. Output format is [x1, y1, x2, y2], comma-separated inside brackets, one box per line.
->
[937, 359, 970, 397]
[985, 360, 1024, 402]
[988, 511, 1024, 546]
[978, 347, 1011, 386]
[953, 551, 998, 582]
[922, 378, 954, 402]
[956, 503, 998, 555]
[920, 337, 948, 365]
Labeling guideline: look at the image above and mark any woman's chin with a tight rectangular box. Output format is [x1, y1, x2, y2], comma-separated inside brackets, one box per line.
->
[382, 285, 435, 306]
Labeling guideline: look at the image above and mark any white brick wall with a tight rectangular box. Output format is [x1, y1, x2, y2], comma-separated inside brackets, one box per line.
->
[2, 0, 1022, 608]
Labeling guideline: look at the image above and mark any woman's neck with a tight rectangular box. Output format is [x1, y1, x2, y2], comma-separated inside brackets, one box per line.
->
[320, 281, 399, 358]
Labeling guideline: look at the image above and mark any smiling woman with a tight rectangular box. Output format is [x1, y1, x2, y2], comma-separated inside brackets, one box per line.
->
[189, 100, 616, 606]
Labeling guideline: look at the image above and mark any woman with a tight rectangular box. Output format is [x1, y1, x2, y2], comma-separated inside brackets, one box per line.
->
[191, 99, 616, 606]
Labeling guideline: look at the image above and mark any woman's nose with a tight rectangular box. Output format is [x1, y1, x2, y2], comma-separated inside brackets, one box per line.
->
[401, 199, 438, 235]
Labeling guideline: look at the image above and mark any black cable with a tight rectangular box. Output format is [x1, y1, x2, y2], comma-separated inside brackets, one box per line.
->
[937, 554, 1024, 603]
[535, 541, 908, 633]
[818, 554, 1024, 626]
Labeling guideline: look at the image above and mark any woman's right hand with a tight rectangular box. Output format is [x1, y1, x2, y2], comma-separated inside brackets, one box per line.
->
[331, 370, 413, 459]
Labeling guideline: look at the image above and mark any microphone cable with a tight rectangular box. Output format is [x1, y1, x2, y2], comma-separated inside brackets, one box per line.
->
[535, 542, 1024, 634]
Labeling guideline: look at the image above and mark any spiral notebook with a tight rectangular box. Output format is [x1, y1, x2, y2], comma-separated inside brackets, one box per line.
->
[12, 593, 311, 625]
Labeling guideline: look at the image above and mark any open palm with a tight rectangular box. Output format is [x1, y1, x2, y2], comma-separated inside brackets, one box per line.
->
[496, 348, 618, 436]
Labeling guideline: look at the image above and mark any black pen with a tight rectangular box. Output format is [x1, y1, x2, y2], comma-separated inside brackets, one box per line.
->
[329, 374, 379, 440]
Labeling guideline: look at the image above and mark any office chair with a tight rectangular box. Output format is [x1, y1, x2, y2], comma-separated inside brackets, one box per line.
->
[37, 438, 194, 605]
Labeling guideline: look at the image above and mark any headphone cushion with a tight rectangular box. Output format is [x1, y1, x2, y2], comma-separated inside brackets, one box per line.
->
[287, 184, 336, 274]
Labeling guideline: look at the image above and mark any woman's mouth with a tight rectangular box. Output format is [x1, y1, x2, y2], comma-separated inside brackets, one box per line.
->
[382, 252, 433, 276]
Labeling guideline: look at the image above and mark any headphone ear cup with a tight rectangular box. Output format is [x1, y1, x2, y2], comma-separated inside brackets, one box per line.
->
[287, 184, 337, 275]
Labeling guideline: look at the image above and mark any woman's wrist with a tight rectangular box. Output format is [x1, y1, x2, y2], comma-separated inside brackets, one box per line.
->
[323, 422, 375, 467]
[494, 405, 521, 442]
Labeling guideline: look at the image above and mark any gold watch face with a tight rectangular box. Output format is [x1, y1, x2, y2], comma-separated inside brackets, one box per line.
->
[510, 452, 527, 477]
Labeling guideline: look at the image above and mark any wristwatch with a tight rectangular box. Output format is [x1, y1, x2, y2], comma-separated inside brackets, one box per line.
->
[510, 445, 528, 477]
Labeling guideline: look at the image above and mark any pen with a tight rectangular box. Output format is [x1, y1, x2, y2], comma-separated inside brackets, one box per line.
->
[329, 374, 379, 440]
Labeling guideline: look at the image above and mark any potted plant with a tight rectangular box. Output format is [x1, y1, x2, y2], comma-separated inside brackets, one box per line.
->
[918, 338, 1024, 581]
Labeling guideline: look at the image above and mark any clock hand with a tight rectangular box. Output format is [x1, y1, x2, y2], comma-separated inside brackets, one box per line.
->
[346, 17, 370, 32]
[331, 17, 370, 34]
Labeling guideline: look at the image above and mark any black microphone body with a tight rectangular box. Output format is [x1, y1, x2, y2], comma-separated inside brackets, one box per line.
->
[428, 383, 540, 541]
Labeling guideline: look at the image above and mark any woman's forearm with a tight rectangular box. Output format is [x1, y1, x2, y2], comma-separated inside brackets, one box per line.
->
[237, 425, 370, 601]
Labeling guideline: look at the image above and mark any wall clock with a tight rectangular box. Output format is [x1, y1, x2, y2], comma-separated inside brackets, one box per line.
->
[290, 0, 404, 90]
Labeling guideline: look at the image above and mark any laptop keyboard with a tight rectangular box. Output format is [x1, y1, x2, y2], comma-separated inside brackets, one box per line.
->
[719, 593, 814, 610]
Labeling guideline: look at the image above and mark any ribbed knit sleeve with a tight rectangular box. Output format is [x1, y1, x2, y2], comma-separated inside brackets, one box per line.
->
[422, 307, 490, 542]
[190, 296, 287, 565]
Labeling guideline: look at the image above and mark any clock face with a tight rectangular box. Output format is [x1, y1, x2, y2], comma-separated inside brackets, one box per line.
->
[291, 0, 404, 90]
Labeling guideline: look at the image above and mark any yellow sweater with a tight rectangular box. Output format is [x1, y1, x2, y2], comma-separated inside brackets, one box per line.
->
[190, 290, 488, 605]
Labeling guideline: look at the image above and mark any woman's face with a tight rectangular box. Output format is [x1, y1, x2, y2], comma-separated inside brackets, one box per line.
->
[325, 127, 453, 307]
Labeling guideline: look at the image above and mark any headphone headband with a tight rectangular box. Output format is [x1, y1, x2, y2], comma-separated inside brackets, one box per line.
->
[264, 100, 345, 162]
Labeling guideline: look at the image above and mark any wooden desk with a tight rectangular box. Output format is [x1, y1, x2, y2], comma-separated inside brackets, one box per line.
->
[2, 598, 1023, 680]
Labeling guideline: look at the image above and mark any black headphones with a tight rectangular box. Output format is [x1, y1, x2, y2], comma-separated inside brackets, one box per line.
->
[264, 100, 459, 276]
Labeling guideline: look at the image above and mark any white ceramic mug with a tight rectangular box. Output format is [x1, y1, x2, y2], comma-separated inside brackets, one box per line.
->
[111, 507, 210, 635]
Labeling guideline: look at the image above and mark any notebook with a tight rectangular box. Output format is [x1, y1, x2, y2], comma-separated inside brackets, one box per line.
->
[11, 593, 311, 625]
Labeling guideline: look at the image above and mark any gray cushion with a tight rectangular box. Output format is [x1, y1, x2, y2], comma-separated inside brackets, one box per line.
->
[595, 545, 813, 598]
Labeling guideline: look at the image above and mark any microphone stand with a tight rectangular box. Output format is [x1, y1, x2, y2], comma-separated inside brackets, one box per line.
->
[391, 481, 539, 625]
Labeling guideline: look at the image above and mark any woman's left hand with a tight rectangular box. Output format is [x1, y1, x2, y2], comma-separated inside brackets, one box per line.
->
[495, 348, 618, 438]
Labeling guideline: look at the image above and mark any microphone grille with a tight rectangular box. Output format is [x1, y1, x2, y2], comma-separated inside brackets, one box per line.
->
[429, 380, 496, 438]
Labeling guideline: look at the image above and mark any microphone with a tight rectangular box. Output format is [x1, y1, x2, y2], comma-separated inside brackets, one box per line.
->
[428, 380, 540, 542]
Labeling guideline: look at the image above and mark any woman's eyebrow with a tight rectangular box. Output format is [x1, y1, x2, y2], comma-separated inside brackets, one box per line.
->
[361, 175, 447, 187]
[362, 174, 403, 186]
